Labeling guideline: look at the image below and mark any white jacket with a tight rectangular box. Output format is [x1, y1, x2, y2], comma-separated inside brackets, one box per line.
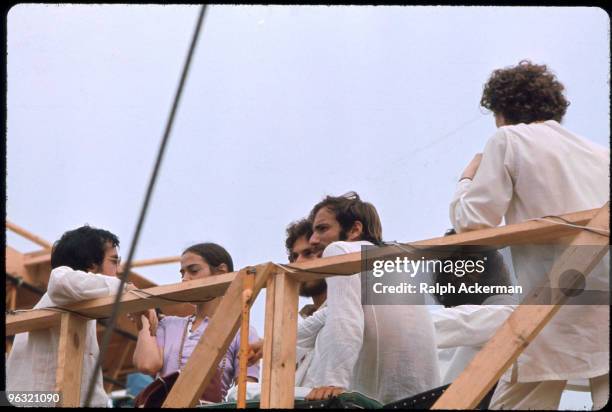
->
[6, 266, 125, 407]
[450, 120, 609, 382]
[432, 295, 517, 384]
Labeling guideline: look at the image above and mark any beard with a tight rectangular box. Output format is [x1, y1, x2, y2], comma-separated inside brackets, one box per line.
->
[299, 279, 327, 297]
[312, 228, 348, 258]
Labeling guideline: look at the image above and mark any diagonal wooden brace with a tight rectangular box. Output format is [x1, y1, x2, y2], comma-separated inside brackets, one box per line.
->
[162, 263, 274, 407]
[432, 203, 609, 409]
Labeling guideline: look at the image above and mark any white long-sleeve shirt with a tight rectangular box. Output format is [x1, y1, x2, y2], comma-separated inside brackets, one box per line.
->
[449, 120, 609, 382]
[295, 302, 327, 387]
[304, 241, 440, 404]
[6, 266, 126, 407]
[432, 295, 517, 384]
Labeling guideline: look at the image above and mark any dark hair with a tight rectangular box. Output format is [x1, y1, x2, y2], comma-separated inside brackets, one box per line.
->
[308, 191, 383, 245]
[51, 225, 120, 271]
[285, 218, 313, 262]
[480, 60, 569, 125]
[182, 242, 234, 273]
[431, 245, 513, 307]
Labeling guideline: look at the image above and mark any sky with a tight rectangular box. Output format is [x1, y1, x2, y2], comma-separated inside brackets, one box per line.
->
[6, 5, 609, 408]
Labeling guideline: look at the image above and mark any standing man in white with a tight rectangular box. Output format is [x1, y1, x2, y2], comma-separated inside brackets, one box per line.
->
[450, 60, 609, 410]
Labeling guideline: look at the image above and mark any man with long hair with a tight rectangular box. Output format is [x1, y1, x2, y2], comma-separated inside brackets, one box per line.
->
[304, 191, 440, 404]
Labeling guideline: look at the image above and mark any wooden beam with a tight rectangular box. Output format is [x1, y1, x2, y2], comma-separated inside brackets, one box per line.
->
[237, 270, 256, 408]
[6, 271, 239, 336]
[6, 246, 37, 286]
[23, 252, 52, 267]
[125, 256, 181, 269]
[259, 269, 276, 405]
[55, 312, 88, 407]
[260, 269, 300, 409]
[162, 264, 274, 407]
[432, 203, 609, 409]
[284, 207, 600, 282]
[5, 220, 52, 249]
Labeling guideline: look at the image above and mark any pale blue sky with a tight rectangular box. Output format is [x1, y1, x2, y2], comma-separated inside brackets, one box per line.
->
[6, 5, 609, 408]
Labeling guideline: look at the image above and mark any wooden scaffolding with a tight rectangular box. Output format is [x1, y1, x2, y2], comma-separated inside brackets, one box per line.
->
[4, 203, 609, 408]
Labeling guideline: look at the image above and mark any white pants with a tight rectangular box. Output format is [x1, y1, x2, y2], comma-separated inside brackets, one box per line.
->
[489, 373, 609, 410]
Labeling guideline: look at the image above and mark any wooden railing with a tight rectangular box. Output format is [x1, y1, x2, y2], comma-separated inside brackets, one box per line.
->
[5, 205, 609, 408]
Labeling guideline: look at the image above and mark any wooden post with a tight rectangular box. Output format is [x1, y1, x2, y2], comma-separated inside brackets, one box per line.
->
[260, 269, 300, 409]
[162, 264, 273, 407]
[237, 269, 255, 408]
[55, 312, 88, 407]
[432, 203, 609, 409]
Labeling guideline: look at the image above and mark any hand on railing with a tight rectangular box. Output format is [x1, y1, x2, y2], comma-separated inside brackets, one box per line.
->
[127, 308, 158, 337]
[244, 338, 264, 366]
[305, 386, 345, 401]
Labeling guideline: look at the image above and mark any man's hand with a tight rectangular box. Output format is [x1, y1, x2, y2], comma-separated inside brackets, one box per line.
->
[305, 386, 345, 401]
[245, 339, 264, 366]
[460, 153, 483, 181]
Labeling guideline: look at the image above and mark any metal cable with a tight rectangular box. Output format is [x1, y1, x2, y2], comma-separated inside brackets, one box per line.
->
[83, 5, 208, 406]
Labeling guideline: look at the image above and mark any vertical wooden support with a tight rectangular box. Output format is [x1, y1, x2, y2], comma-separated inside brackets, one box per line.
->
[162, 264, 273, 408]
[432, 203, 609, 409]
[237, 269, 255, 408]
[8, 284, 17, 310]
[55, 312, 88, 407]
[260, 269, 300, 409]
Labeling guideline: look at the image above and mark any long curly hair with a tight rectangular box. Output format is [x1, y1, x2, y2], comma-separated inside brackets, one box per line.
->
[480, 60, 570, 125]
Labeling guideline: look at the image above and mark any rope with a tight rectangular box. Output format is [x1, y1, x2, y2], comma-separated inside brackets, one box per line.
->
[529, 215, 610, 237]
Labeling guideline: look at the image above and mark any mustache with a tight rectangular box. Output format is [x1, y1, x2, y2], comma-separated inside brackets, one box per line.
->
[311, 244, 326, 257]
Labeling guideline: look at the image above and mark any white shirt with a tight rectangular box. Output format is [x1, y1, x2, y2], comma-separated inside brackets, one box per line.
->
[432, 295, 517, 385]
[295, 301, 327, 387]
[304, 241, 440, 404]
[6, 266, 125, 407]
[450, 120, 610, 382]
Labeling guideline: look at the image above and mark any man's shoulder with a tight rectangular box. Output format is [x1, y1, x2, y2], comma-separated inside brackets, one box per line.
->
[497, 120, 608, 156]
[322, 240, 375, 257]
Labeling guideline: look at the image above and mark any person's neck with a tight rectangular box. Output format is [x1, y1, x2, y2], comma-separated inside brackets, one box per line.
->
[312, 292, 327, 309]
[194, 299, 220, 319]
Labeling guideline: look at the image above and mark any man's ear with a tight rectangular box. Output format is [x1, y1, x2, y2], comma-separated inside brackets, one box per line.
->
[88, 264, 100, 274]
[348, 221, 364, 241]
[214, 263, 229, 274]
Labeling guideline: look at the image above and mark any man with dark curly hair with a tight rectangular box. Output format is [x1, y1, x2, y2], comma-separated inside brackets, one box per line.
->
[449, 61, 609, 409]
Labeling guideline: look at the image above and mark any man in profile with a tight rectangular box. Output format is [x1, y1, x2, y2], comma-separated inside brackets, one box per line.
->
[285, 218, 327, 386]
[286, 218, 326, 313]
[304, 191, 440, 404]
[248, 219, 327, 387]
[6, 225, 137, 407]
